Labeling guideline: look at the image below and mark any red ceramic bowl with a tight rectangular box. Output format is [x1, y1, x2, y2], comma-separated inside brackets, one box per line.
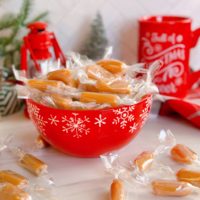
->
[27, 95, 152, 157]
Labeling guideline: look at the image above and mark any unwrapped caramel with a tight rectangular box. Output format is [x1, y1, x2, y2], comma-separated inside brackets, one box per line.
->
[19, 153, 47, 176]
[133, 151, 154, 172]
[110, 179, 125, 200]
[0, 183, 31, 200]
[171, 144, 198, 164]
[0, 170, 28, 189]
[177, 168, 200, 187]
[152, 180, 192, 197]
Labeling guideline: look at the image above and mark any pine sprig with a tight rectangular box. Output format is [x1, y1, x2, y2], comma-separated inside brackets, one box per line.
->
[19, 0, 32, 25]
[6, 0, 32, 45]
[0, 0, 48, 69]
[25, 11, 48, 25]
[0, 36, 10, 46]
[0, 14, 16, 30]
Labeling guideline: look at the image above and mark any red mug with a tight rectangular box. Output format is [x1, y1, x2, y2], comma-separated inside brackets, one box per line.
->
[138, 16, 200, 98]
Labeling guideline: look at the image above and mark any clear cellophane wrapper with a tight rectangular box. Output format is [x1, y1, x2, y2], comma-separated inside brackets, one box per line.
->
[13, 49, 161, 110]
[0, 135, 59, 200]
[100, 129, 200, 199]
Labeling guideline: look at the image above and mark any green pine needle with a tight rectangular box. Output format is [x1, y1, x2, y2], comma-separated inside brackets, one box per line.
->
[0, 14, 17, 30]
[0, 0, 48, 69]
[25, 11, 48, 25]
[0, 36, 10, 46]
[19, 0, 32, 23]
[5, 0, 32, 45]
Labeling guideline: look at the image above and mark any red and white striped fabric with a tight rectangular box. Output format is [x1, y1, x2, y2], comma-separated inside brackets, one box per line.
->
[160, 87, 200, 129]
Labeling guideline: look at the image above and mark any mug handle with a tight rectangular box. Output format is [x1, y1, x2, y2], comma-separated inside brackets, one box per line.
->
[189, 28, 200, 88]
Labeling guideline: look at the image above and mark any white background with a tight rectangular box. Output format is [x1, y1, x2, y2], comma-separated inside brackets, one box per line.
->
[1, 0, 200, 70]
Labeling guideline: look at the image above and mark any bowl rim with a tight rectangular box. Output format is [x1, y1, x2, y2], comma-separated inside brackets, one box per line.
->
[27, 94, 152, 113]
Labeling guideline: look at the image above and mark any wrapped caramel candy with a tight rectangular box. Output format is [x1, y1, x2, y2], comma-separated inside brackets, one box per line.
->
[50, 93, 72, 110]
[177, 168, 200, 187]
[78, 78, 98, 92]
[97, 59, 125, 74]
[110, 179, 125, 200]
[47, 69, 77, 87]
[96, 79, 131, 94]
[14, 55, 160, 110]
[35, 135, 49, 149]
[0, 170, 28, 189]
[46, 83, 80, 99]
[50, 93, 102, 110]
[80, 92, 119, 107]
[19, 153, 48, 176]
[152, 180, 193, 197]
[101, 154, 126, 199]
[86, 65, 115, 81]
[133, 151, 154, 172]
[27, 79, 63, 92]
[81, 84, 98, 92]
[171, 144, 198, 164]
[0, 183, 31, 200]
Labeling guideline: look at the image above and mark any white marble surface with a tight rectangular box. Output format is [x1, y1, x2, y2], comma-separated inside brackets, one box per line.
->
[0, 111, 200, 199]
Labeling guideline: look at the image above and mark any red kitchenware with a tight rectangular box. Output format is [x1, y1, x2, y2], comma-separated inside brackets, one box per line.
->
[138, 16, 200, 98]
[27, 95, 152, 157]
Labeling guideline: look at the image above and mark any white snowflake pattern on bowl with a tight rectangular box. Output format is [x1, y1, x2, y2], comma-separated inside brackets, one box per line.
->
[112, 105, 135, 129]
[62, 113, 90, 139]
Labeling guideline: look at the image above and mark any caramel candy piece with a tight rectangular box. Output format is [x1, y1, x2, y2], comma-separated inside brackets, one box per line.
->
[78, 79, 98, 92]
[177, 168, 200, 187]
[82, 84, 98, 92]
[0, 183, 31, 200]
[27, 79, 62, 92]
[0, 170, 28, 189]
[80, 92, 119, 107]
[47, 69, 77, 87]
[19, 153, 47, 176]
[50, 93, 72, 110]
[171, 144, 198, 164]
[110, 179, 125, 200]
[96, 79, 131, 94]
[134, 151, 154, 172]
[152, 180, 192, 197]
[35, 135, 49, 149]
[86, 65, 115, 81]
[97, 59, 125, 74]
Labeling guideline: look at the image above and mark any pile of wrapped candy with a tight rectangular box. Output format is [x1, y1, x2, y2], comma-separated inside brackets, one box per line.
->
[14, 54, 160, 110]
[102, 130, 200, 199]
[2, 130, 200, 199]
[0, 136, 55, 200]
